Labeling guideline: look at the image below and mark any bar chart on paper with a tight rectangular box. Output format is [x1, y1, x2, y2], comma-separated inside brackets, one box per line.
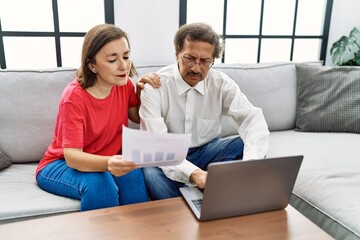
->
[122, 126, 192, 167]
[131, 150, 176, 163]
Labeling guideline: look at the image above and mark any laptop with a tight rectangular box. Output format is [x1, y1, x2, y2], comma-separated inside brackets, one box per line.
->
[179, 155, 303, 221]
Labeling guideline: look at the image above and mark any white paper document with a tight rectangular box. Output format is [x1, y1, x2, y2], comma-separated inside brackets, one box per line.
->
[122, 126, 192, 167]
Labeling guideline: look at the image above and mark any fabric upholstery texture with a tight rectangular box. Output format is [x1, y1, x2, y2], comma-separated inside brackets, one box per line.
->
[0, 150, 11, 170]
[213, 63, 298, 133]
[2, 62, 360, 240]
[296, 64, 360, 133]
[267, 131, 360, 239]
[0, 68, 77, 163]
[0, 164, 79, 223]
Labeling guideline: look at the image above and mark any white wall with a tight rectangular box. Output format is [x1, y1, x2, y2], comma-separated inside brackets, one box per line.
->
[115, 0, 360, 66]
[115, 0, 179, 66]
[326, 0, 360, 65]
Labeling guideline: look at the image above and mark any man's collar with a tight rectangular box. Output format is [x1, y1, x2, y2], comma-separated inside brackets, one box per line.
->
[173, 64, 205, 95]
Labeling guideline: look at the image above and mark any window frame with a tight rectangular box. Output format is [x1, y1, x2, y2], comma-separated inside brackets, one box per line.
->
[179, 0, 334, 63]
[0, 0, 114, 69]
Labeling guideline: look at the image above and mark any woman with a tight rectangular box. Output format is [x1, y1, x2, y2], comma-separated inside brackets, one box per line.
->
[36, 24, 160, 211]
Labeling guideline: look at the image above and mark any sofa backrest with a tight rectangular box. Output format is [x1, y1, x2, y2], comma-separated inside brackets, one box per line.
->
[214, 62, 300, 134]
[133, 61, 322, 136]
[0, 61, 321, 164]
[0, 68, 77, 163]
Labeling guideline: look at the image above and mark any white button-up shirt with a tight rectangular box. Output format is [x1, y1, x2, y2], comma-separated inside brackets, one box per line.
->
[139, 64, 269, 183]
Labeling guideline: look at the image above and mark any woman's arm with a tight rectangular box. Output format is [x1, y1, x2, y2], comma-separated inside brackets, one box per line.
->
[128, 106, 140, 123]
[63, 148, 137, 176]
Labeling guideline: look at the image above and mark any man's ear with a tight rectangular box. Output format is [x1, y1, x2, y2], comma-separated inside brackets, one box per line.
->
[175, 53, 181, 63]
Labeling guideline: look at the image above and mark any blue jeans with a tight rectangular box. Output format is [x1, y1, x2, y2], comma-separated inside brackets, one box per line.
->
[143, 136, 244, 200]
[36, 159, 149, 211]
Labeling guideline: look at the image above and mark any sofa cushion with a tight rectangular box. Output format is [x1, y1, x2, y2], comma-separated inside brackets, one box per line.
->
[295, 64, 360, 133]
[213, 62, 321, 134]
[267, 130, 360, 239]
[0, 68, 77, 163]
[0, 163, 80, 223]
[0, 149, 11, 170]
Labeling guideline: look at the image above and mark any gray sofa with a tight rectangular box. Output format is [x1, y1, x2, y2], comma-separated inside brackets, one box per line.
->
[1, 62, 359, 240]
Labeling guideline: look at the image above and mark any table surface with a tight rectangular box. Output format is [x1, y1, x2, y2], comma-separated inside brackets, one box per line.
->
[0, 197, 333, 240]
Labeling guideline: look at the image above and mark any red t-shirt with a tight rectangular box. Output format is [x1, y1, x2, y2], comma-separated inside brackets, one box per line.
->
[36, 79, 138, 175]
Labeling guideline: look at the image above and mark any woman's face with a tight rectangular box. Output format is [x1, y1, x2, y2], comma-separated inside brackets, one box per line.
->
[89, 37, 131, 87]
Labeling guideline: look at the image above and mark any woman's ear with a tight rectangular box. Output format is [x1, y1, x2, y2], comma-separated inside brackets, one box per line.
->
[88, 63, 97, 73]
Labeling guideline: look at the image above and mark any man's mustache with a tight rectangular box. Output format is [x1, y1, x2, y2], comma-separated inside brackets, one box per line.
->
[187, 71, 202, 78]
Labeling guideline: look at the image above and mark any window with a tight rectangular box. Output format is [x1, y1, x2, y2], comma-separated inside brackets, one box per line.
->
[0, 0, 114, 69]
[180, 0, 333, 64]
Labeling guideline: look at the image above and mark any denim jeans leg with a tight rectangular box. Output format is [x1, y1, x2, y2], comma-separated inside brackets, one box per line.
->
[112, 168, 149, 205]
[187, 136, 244, 170]
[143, 167, 185, 200]
[142, 137, 244, 200]
[36, 159, 119, 211]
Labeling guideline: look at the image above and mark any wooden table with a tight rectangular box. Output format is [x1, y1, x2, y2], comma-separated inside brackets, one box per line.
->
[0, 197, 333, 240]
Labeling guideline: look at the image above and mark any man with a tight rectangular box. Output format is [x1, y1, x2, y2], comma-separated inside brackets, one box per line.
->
[139, 22, 269, 200]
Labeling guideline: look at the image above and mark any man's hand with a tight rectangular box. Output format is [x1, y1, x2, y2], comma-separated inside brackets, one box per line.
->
[190, 169, 208, 189]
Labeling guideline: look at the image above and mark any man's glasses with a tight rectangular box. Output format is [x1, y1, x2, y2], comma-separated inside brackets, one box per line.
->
[180, 55, 214, 69]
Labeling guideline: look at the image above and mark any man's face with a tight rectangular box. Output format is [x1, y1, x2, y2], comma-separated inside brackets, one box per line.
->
[176, 39, 215, 87]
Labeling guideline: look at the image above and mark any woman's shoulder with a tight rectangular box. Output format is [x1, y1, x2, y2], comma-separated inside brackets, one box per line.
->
[60, 79, 86, 102]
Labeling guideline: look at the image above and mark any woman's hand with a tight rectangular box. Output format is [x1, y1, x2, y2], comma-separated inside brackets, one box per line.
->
[108, 155, 138, 177]
[136, 73, 161, 90]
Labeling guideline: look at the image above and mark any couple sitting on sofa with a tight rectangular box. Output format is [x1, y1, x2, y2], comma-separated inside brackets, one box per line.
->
[36, 22, 270, 211]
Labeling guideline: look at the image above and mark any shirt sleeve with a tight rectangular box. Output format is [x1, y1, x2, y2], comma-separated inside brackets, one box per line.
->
[222, 75, 270, 160]
[139, 83, 200, 183]
[159, 160, 199, 183]
[60, 101, 84, 149]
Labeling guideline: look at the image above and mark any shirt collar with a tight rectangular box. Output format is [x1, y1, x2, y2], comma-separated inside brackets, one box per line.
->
[173, 64, 205, 96]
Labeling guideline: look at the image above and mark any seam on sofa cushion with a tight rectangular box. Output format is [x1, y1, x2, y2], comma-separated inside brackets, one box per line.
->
[135, 65, 167, 69]
[0, 68, 78, 73]
[213, 61, 323, 70]
[290, 192, 360, 240]
[0, 208, 79, 222]
[0, 209, 79, 225]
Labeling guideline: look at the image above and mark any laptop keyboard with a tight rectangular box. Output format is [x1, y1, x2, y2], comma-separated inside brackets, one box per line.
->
[192, 199, 202, 212]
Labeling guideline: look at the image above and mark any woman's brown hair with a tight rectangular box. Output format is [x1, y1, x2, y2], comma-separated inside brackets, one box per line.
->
[77, 24, 137, 89]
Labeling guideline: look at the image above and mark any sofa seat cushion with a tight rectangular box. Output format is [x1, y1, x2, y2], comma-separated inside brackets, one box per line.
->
[0, 163, 79, 223]
[267, 131, 360, 239]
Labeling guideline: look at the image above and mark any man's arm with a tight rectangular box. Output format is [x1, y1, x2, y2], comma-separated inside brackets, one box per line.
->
[128, 74, 161, 124]
[222, 76, 270, 160]
[140, 83, 202, 184]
